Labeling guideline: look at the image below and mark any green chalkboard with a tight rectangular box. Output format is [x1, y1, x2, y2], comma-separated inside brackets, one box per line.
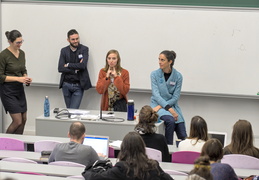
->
[29, 0, 259, 8]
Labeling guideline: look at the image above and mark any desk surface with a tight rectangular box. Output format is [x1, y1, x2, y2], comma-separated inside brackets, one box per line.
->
[0, 156, 255, 178]
[0, 133, 69, 144]
[0, 132, 178, 154]
[0, 161, 84, 177]
[0, 150, 47, 162]
[0, 172, 67, 180]
[159, 160, 257, 178]
[36, 109, 165, 140]
[109, 158, 258, 178]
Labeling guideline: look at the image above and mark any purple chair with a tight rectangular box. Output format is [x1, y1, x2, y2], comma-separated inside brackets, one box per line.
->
[172, 151, 200, 164]
[145, 147, 162, 162]
[0, 137, 25, 151]
[221, 154, 259, 169]
[109, 146, 115, 158]
[17, 172, 46, 175]
[34, 140, 62, 152]
[49, 161, 86, 168]
[1, 157, 37, 164]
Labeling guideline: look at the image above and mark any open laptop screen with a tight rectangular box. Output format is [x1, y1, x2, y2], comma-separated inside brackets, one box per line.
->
[208, 131, 227, 147]
[83, 135, 109, 157]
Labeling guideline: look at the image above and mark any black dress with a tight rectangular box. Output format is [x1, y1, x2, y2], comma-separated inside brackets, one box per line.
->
[0, 82, 27, 113]
[0, 49, 27, 114]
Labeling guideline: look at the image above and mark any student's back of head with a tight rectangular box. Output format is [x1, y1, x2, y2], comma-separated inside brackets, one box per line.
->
[135, 105, 158, 134]
[118, 131, 159, 179]
[189, 116, 208, 142]
[226, 119, 259, 157]
[201, 138, 223, 162]
[188, 156, 213, 180]
[202, 139, 239, 180]
[69, 121, 85, 141]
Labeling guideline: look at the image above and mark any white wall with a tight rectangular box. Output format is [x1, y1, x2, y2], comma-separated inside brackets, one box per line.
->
[1, 2, 259, 147]
[3, 86, 259, 146]
[2, 2, 259, 96]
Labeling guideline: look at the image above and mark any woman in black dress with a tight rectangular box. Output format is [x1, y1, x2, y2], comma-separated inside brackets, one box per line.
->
[0, 30, 32, 134]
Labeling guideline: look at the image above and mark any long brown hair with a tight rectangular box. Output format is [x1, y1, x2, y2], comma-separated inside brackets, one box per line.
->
[188, 116, 208, 145]
[103, 49, 122, 73]
[118, 132, 159, 179]
[135, 105, 158, 134]
[228, 119, 259, 156]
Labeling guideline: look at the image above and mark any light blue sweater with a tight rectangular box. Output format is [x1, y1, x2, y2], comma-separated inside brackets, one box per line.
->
[150, 68, 184, 124]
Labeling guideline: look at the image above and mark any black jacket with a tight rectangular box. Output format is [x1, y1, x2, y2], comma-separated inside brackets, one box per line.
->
[82, 161, 173, 180]
[58, 44, 92, 90]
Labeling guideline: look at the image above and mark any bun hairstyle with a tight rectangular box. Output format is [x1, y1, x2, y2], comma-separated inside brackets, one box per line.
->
[189, 156, 213, 180]
[5, 30, 22, 43]
[135, 105, 158, 134]
[160, 50, 177, 68]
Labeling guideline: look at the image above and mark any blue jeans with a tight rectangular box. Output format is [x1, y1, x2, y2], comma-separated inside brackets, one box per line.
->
[62, 82, 84, 109]
[160, 115, 187, 145]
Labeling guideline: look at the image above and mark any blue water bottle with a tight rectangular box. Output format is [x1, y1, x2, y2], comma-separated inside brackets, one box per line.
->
[127, 100, 134, 120]
[44, 96, 50, 117]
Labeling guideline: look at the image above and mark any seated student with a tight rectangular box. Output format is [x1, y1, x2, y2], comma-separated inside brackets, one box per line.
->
[49, 121, 99, 167]
[223, 119, 259, 159]
[187, 156, 213, 180]
[135, 105, 170, 162]
[178, 116, 208, 152]
[201, 138, 238, 180]
[82, 131, 173, 180]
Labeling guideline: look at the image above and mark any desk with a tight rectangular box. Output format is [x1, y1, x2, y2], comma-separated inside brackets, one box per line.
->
[0, 150, 47, 163]
[109, 158, 258, 178]
[0, 172, 67, 180]
[0, 133, 69, 144]
[0, 161, 84, 177]
[158, 161, 257, 179]
[0, 133, 69, 151]
[36, 110, 165, 140]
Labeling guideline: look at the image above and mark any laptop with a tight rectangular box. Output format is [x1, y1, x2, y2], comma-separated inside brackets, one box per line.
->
[208, 131, 227, 147]
[83, 135, 109, 157]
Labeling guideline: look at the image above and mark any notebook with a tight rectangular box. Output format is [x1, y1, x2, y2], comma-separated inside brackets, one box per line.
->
[83, 135, 109, 157]
[208, 131, 227, 147]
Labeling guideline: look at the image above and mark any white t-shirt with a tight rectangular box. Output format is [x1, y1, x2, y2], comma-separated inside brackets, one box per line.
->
[178, 138, 205, 152]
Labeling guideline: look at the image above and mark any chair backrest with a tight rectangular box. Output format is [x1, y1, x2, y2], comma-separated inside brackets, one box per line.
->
[145, 147, 162, 162]
[0, 137, 25, 151]
[164, 169, 188, 176]
[109, 146, 115, 158]
[34, 140, 62, 152]
[49, 161, 86, 168]
[16, 172, 46, 175]
[66, 175, 84, 179]
[172, 151, 200, 164]
[221, 154, 259, 169]
[1, 157, 37, 164]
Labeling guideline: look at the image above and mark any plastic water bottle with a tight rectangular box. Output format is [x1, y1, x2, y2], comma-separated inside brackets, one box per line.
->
[127, 100, 134, 120]
[44, 96, 50, 117]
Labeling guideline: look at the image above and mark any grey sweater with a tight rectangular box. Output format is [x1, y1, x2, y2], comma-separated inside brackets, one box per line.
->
[48, 141, 99, 167]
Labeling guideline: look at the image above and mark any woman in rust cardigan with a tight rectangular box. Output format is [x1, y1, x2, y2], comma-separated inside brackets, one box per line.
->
[96, 49, 130, 111]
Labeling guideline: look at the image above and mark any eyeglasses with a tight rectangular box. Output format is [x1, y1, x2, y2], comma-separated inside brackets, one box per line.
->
[15, 40, 24, 45]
